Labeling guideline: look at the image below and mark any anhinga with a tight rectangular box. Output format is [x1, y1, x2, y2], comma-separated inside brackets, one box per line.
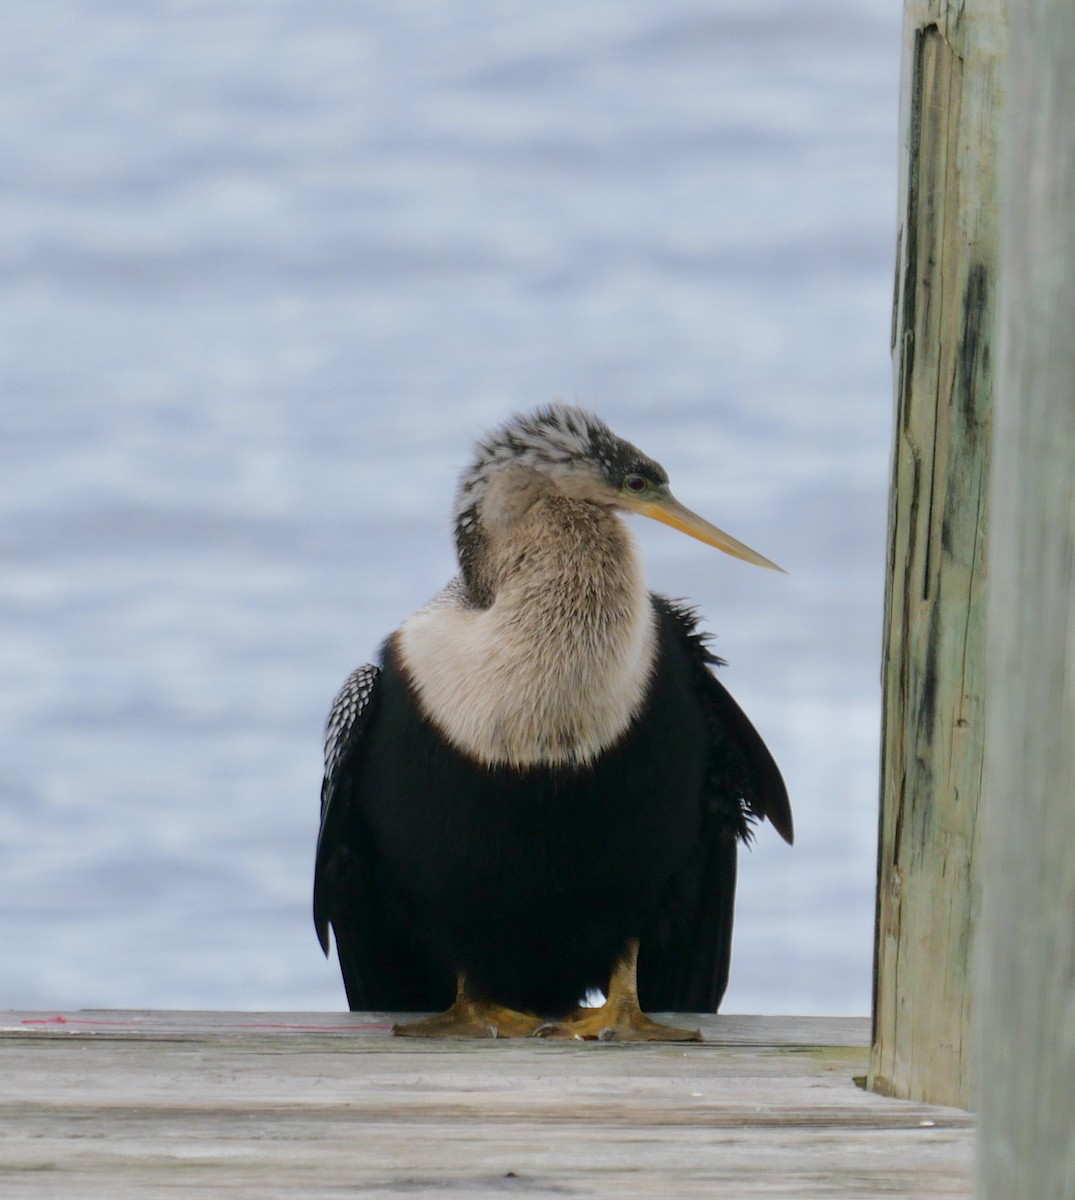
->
[314, 404, 792, 1040]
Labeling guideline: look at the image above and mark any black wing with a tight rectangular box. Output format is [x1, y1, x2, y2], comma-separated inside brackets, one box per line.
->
[313, 660, 451, 1011]
[639, 597, 792, 1013]
[313, 662, 380, 956]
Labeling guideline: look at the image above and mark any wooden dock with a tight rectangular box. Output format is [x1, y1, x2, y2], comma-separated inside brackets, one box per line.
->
[0, 1011, 973, 1198]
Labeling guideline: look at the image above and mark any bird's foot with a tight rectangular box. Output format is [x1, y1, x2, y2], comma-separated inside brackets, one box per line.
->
[533, 997, 702, 1043]
[392, 996, 544, 1039]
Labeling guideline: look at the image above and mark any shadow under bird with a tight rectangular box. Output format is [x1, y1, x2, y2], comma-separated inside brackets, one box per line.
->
[314, 404, 793, 1040]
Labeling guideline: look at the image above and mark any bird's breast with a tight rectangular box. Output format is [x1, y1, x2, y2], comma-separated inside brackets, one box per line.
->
[395, 585, 658, 769]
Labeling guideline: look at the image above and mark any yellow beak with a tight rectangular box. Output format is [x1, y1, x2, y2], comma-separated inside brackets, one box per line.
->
[624, 493, 785, 573]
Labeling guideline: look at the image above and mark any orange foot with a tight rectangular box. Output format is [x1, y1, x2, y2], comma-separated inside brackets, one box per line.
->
[533, 1000, 701, 1043]
[392, 991, 543, 1039]
[533, 938, 702, 1042]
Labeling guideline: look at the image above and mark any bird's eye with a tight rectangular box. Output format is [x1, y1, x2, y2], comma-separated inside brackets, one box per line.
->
[624, 474, 648, 494]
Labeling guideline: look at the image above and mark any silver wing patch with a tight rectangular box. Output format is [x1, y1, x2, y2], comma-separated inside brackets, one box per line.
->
[323, 663, 381, 782]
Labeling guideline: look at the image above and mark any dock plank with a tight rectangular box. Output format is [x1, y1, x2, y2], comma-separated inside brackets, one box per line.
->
[0, 1012, 973, 1198]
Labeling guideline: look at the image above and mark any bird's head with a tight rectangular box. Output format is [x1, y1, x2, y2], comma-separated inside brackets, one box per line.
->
[453, 404, 781, 604]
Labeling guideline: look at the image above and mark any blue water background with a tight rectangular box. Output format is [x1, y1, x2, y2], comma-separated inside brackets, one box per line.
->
[1, 1, 900, 1013]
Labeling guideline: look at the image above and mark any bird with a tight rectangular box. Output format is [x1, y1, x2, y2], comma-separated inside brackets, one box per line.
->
[313, 403, 792, 1040]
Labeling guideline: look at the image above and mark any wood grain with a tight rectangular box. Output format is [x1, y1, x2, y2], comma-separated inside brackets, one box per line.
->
[977, 2, 1075, 1193]
[0, 1012, 973, 1198]
[872, 0, 1006, 1111]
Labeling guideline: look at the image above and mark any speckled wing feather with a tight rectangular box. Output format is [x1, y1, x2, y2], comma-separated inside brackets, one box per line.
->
[313, 657, 455, 1012]
[313, 663, 381, 953]
[321, 665, 381, 808]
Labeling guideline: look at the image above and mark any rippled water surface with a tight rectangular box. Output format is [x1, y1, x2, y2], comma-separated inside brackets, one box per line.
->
[1, 1, 900, 1013]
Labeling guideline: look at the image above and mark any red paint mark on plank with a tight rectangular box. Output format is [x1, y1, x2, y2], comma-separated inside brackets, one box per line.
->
[19, 1014, 390, 1032]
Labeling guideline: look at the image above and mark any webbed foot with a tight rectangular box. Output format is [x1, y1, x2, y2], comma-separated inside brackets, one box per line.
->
[533, 1005, 701, 1042]
[532, 939, 702, 1042]
[392, 983, 543, 1039]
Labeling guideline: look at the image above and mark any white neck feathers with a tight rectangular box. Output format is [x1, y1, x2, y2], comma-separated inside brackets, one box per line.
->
[396, 496, 657, 769]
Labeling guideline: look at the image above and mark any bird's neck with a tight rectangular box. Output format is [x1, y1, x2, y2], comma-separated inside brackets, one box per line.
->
[398, 496, 657, 768]
[494, 493, 644, 620]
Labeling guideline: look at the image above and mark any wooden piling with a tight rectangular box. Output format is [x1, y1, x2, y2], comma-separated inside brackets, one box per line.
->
[870, 0, 1007, 1110]
[977, 3, 1075, 1194]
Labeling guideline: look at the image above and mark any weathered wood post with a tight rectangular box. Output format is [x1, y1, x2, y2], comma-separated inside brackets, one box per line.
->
[869, 0, 1006, 1109]
[977, 2, 1075, 1193]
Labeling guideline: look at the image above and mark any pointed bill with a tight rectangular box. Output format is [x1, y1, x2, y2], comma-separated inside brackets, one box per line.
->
[624, 493, 785, 573]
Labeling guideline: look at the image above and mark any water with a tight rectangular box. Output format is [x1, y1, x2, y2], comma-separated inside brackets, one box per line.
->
[0, 1, 900, 1014]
